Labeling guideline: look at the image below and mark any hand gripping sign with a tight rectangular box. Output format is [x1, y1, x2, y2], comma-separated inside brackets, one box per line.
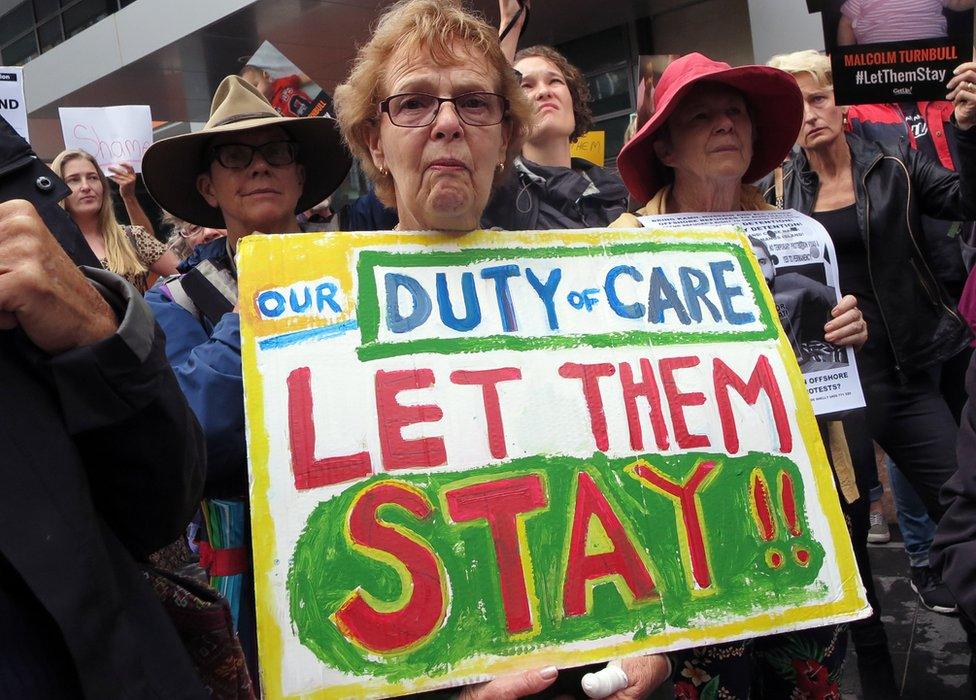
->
[237, 227, 869, 699]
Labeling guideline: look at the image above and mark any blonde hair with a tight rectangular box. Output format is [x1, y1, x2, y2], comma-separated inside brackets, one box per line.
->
[334, 0, 532, 208]
[767, 50, 832, 88]
[52, 149, 146, 279]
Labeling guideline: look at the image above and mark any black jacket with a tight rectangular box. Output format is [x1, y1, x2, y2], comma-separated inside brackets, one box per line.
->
[483, 157, 629, 230]
[760, 130, 976, 375]
[0, 116, 207, 698]
[0, 271, 208, 699]
[0, 117, 98, 268]
[932, 351, 976, 622]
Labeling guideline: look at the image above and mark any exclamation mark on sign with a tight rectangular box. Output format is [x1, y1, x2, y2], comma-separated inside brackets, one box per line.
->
[750, 469, 809, 569]
[780, 471, 809, 567]
[749, 470, 783, 569]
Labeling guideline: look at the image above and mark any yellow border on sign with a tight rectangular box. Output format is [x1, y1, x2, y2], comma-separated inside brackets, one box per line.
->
[238, 227, 868, 700]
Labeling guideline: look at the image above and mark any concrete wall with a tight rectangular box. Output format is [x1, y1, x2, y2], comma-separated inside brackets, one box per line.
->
[747, 0, 825, 64]
[22, 0, 258, 112]
[651, 0, 755, 67]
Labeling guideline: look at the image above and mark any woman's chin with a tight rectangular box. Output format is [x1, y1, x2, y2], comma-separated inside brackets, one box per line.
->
[421, 189, 479, 229]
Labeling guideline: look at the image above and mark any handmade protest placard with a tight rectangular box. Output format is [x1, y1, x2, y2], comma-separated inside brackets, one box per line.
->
[0, 67, 28, 142]
[58, 105, 153, 173]
[570, 130, 605, 166]
[238, 227, 870, 700]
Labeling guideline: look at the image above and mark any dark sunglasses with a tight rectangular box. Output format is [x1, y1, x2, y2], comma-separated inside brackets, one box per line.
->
[208, 140, 298, 169]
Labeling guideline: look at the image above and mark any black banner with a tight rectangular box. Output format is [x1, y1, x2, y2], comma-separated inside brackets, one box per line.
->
[831, 38, 966, 105]
[821, 4, 973, 106]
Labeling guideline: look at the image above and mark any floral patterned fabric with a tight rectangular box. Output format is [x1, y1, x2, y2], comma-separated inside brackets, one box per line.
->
[672, 623, 847, 700]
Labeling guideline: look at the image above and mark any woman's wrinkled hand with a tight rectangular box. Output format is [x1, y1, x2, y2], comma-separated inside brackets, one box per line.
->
[597, 656, 671, 700]
[458, 666, 558, 700]
[0, 200, 117, 353]
[946, 61, 976, 130]
[824, 294, 867, 350]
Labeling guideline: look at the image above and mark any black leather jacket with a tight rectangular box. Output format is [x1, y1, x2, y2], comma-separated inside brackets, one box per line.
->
[760, 129, 975, 377]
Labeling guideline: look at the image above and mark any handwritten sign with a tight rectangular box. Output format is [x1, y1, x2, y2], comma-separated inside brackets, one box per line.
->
[0, 68, 28, 142]
[58, 105, 153, 173]
[570, 130, 604, 167]
[238, 228, 869, 699]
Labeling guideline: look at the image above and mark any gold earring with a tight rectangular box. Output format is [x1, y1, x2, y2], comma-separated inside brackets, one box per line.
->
[496, 162, 505, 173]
[380, 166, 387, 176]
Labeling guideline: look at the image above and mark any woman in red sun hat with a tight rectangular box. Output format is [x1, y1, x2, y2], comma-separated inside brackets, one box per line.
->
[610, 52, 869, 698]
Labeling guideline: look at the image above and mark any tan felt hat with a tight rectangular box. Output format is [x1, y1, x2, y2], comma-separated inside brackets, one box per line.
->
[142, 75, 351, 228]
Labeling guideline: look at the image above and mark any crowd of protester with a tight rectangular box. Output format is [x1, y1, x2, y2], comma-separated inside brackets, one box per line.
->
[5, 0, 976, 697]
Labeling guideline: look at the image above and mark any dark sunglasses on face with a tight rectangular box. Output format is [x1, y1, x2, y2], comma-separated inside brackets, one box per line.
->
[379, 92, 509, 128]
[208, 140, 299, 169]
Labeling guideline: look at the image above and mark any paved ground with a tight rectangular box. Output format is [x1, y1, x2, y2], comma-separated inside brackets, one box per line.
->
[840, 532, 972, 699]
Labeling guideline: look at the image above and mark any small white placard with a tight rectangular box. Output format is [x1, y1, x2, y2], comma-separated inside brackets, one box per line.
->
[59, 105, 153, 173]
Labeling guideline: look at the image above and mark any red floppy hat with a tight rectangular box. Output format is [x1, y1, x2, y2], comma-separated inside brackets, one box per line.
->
[617, 52, 803, 205]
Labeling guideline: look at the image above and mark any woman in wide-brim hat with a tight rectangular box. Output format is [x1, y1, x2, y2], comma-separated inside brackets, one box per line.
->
[610, 53, 870, 698]
[143, 74, 350, 231]
[609, 51, 865, 350]
[612, 52, 804, 218]
[143, 74, 351, 686]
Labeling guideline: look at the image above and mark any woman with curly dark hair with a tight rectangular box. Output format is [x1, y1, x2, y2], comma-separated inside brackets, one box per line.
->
[485, 4, 628, 229]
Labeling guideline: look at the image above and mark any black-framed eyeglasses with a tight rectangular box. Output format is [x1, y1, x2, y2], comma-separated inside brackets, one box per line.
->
[208, 140, 298, 169]
[379, 92, 509, 128]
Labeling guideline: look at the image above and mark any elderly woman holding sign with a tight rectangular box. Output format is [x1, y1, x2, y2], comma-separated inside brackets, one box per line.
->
[335, 0, 528, 234]
[334, 1, 668, 697]
[610, 52, 867, 353]
[609, 52, 875, 698]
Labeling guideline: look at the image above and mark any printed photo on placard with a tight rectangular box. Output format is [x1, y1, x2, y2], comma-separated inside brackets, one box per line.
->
[240, 41, 334, 118]
[638, 210, 866, 416]
[635, 55, 680, 133]
[820, 0, 974, 105]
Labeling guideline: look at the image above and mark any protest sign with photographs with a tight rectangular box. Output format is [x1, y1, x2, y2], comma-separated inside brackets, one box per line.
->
[635, 55, 680, 132]
[639, 210, 866, 416]
[238, 226, 869, 699]
[819, 0, 974, 105]
[241, 41, 334, 118]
